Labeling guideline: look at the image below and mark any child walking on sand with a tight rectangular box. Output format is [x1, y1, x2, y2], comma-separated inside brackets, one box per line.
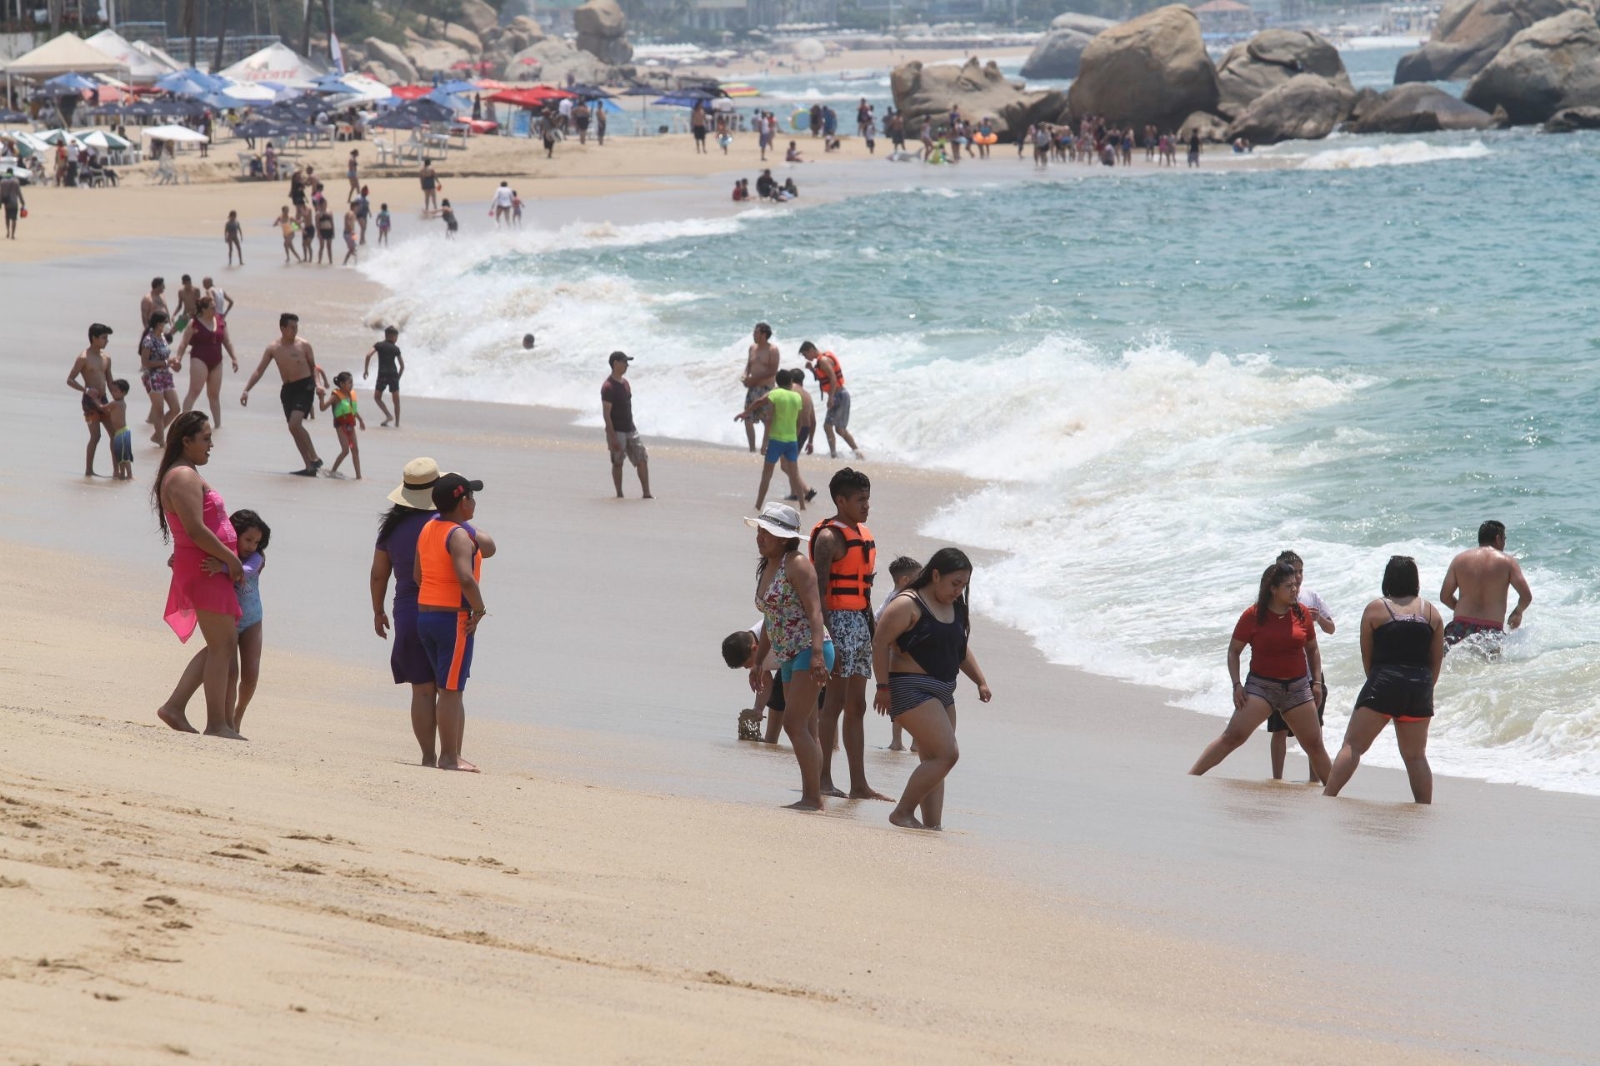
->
[318, 371, 365, 478]
[224, 210, 244, 266]
[376, 202, 391, 246]
[881, 555, 923, 751]
[104, 378, 134, 480]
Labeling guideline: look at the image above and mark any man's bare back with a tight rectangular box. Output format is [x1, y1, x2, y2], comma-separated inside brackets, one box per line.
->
[1440, 543, 1532, 629]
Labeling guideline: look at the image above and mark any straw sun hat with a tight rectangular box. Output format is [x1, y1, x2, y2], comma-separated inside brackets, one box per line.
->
[388, 457, 441, 510]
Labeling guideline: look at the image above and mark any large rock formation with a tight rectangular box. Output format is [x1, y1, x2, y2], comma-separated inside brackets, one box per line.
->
[1051, 11, 1117, 34]
[1020, 29, 1094, 79]
[1545, 102, 1600, 127]
[404, 30, 473, 79]
[1463, 9, 1600, 122]
[891, 57, 1069, 140]
[1179, 110, 1230, 141]
[1394, 0, 1598, 83]
[1066, 5, 1219, 131]
[1348, 82, 1497, 131]
[504, 37, 617, 85]
[1224, 73, 1355, 143]
[574, 0, 633, 65]
[1215, 29, 1350, 118]
[457, 0, 500, 37]
[364, 37, 418, 83]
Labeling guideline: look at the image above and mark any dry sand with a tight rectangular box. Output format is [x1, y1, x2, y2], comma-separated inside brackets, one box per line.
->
[1, 162, 1594, 1063]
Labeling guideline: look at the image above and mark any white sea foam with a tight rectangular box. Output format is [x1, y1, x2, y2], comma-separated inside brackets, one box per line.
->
[1296, 140, 1492, 171]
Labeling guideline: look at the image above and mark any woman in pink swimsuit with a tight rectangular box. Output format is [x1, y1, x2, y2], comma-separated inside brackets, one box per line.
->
[153, 411, 245, 740]
[172, 295, 237, 430]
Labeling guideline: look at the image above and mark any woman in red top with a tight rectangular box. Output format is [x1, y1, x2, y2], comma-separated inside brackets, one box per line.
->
[1189, 561, 1333, 783]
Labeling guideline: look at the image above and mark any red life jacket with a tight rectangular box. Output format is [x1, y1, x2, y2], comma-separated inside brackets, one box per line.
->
[808, 518, 875, 612]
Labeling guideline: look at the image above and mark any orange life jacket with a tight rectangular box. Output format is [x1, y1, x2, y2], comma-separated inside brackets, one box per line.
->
[811, 351, 844, 394]
[808, 518, 875, 612]
[417, 519, 482, 609]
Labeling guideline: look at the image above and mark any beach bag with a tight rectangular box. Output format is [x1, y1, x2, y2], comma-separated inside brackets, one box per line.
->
[19, 208, 26, 218]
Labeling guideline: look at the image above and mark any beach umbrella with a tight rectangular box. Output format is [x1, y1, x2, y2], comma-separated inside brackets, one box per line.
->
[406, 98, 459, 123]
[653, 91, 716, 108]
[0, 108, 29, 123]
[567, 83, 615, 100]
[368, 109, 424, 130]
[431, 79, 480, 96]
[37, 128, 81, 146]
[77, 128, 131, 150]
[140, 123, 209, 143]
[44, 72, 99, 93]
[156, 67, 228, 95]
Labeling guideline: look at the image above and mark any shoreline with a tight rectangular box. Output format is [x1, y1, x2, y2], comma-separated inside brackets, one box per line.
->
[3, 156, 1597, 1060]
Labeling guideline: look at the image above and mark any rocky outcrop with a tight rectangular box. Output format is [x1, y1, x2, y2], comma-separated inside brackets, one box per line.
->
[1347, 82, 1497, 131]
[503, 37, 618, 84]
[1347, 86, 1383, 122]
[891, 57, 1069, 140]
[574, 0, 633, 65]
[404, 31, 473, 80]
[1020, 29, 1094, 79]
[364, 37, 417, 83]
[1463, 9, 1600, 122]
[1394, 0, 1598, 82]
[1215, 29, 1350, 118]
[441, 22, 483, 54]
[1051, 11, 1117, 34]
[1066, 5, 1219, 131]
[1544, 102, 1600, 126]
[1224, 73, 1355, 143]
[1179, 110, 1230, 141]
[457, 0, 500, 37]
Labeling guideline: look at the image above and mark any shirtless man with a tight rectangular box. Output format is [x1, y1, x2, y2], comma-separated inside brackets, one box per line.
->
[141, 277, 169, 334]
[174, 274, 201, 334]
[1439, 520, 1532, 650]
[240, 312, 323, 476]
[741, 321, 780, 453]
[419, 160, 439, 216]
[66, 323, 115, 476]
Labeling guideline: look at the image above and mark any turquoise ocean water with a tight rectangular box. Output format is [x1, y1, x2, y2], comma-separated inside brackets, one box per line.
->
[367, 46, 1600, 795]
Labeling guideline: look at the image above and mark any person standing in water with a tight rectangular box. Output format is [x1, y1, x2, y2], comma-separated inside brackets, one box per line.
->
[736, 369, 808, 511]
[1189, 561, 1333, 784]
[810, 467, 885, 800]
[741, 322, 780, 453]
[1267, 549, 1335, 783]
[240, 312, 323, 477]
[363, 326, 405, 428]
[1439, 520, 1532, 651]
[871, 548, 992, 830]
[173, 295, 238, 428]
[747, 503, 833, 811]
[800, 341, 864, 460]
[1324, 555, 1444, 804]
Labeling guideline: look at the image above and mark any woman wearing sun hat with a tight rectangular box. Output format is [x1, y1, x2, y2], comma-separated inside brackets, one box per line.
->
[747, 502, 834, 811]
[371, 457, 444, 765]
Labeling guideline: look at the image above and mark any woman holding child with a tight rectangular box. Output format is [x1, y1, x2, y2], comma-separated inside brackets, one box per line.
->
[154, 411, 245, 740]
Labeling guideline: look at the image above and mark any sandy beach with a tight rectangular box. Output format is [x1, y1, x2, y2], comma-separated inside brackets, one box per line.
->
[2, 141, 1596, 1064]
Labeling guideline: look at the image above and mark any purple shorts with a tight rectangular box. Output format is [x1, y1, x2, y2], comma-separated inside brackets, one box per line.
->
[390, 604, 435, 686]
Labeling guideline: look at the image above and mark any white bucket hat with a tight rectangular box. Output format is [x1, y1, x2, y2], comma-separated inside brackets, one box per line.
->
[744, 502, 803, 539]
[388, 457, 441, 510]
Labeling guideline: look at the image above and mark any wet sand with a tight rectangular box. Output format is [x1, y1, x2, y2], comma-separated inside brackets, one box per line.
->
[0, 177, 1594, 1063]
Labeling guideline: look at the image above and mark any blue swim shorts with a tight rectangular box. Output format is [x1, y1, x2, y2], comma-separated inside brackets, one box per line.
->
[765, 438, 800, 464]
[779, 640, 835, 683]
[417, 610, 474, 692]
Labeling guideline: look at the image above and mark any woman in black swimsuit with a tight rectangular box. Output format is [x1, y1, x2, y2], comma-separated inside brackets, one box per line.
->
[1324, 555, 1445, 803]
[871, 547, 992, 830]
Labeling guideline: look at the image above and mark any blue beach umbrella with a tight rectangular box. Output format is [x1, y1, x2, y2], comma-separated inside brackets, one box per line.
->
[44, 72, 99, 93]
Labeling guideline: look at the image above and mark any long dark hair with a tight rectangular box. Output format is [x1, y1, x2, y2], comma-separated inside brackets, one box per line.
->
[230, 509, 271, 556]
[152, 411, 210, 541]
[907, 546, 973, 635]
[1255, 561, 1305, 625]
[756, 534, 801, 576]
[378, 502, 431, 546]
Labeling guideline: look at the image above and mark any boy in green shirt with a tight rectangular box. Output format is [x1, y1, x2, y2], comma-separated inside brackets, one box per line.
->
[736, 368, 812, 510]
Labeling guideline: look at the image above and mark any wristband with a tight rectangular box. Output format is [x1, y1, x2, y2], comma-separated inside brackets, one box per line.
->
[875, 683, 889, 690]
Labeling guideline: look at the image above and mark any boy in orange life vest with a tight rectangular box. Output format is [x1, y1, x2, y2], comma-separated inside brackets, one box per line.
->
[800, 341, 865, 461]
[414, 473, 495, 773]
[809, 467, 886, 799]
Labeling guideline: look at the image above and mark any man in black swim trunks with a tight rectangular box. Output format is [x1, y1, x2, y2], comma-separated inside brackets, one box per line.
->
[241, 312, 323, 476]
[1439, 520, 1533, 652]
[363, 325, 406, 428]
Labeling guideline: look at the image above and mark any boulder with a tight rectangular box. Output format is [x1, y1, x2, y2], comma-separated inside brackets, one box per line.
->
[504, 37, 616, 85]
[1347, 85, 1383, 122]
[574, 0, 626, 38]
[576, 33, 634, 65]
[404, 36, 473, 80]
[1215, 29, 1350, 118]
[442, 22, 483, 54]
[1394, 0, 1598, 83]
[1224, 73, 1355, 144]
[1179, 109, 1230, 141]
[508, 14, 545, 40]
[1348, 82, 1497, 132]
[457, 0, 500, 37]
[1050, 11, 1117, 34]
[1066, 5, 1219, 131]
[1463, 9, 1600, 122]
[1544, 102, 1600, 126]
[1020, 29, 1094, 79]
[363, 37, 417, 84]
[891, 57, 1069, 140]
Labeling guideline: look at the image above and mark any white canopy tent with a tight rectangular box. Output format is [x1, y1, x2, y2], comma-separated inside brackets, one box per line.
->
[219, 43, 328, 89]
[140, 124, 209, 143]
[85, 29, 183, 85]
[4, 34, 124, 80]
